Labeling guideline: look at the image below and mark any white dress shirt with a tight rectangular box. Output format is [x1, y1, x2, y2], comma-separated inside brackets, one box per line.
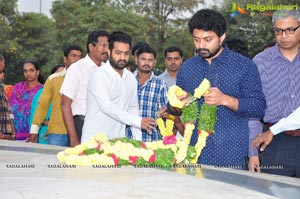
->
[270, 106, 300, 135]
[60, 55, 99, 116]
[81, 61, 142, 142]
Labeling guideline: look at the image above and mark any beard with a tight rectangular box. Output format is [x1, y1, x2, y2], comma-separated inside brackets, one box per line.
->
[110, 56, 127, 70]
[196, 45, 222, 59]
[138, 64, 152, 74]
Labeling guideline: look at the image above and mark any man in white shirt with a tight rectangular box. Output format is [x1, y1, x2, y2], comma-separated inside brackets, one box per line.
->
[81, 31, 156, 142]
[252, 106, 300, 151]
[60, 29, 110, 147]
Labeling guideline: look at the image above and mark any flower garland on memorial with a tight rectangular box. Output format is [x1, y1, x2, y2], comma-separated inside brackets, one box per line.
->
[57, 79, 217, 167]
[166, 78, 217, 163]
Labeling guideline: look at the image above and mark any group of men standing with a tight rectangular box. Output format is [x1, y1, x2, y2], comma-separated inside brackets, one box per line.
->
[1, 8, 299, 178]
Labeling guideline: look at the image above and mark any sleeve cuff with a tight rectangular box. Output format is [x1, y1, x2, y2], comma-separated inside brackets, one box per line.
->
[131, 117, 142, 129]
[269, 124, 284, 135]
[30, 124, 39, 134]
[237, 98, 248, 116]
[248, 147, 258, 157]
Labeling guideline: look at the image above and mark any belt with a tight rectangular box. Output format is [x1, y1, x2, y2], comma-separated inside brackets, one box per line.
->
[266, 123, 300, 137]
[74, 115, 85, 120]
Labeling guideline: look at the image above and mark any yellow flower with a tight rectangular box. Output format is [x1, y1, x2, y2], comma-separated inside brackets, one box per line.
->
[190, 130, 210, 163]
[165, 119, 174, 136]
[92, 132, 109, 143]
[57, 151, 66, 163]
[167, 85, 186, 108]
[157, 118, 174, 138]
[175, 141, 188, 163]
[194, 78, 211, 99]
[157, 118, 166, 137]
[183, 123, 195, 145]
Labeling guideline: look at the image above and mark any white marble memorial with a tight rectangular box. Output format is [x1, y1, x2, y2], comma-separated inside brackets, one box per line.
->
[0, 140, 299, 199]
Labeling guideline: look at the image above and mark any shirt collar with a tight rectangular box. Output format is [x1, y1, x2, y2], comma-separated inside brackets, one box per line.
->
[106, 61, 130, 79]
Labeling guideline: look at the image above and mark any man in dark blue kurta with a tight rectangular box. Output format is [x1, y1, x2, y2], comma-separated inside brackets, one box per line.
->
[174, 9, 266, 169]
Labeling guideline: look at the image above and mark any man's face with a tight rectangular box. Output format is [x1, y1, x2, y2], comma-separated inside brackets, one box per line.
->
[137, 52, 156, 74]
[64, 50, 82, 68]
[165, 51, 182, 73]
[274, 16, 300, 51]
[193, 29, 225, 60]
[89, 36, 109, 63]
[0, 60, 5, 82]
[110, 42, 130, 71]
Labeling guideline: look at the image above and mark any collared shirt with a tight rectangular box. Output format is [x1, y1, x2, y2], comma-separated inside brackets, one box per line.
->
[81, 61, 142, 142]
[158, 69, 176, 88]
[136, 72, 168, 142]
[0, 81, 13, 135]
[270, 106, 300, 135]
[60, 55, 99, 116]
[251, 45, 300, 135]
[176, 47, 265, 166]
[30, 69, 67, 135]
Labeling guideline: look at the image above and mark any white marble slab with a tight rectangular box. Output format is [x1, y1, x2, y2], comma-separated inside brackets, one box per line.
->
[0, 140, 299, 199]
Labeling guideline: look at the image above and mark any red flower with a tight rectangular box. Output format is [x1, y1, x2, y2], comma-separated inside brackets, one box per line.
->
[110, 154, 119, 165]
[129, 156, 139, 165]
[198, 130, 201, 135]
[79, 151, 86, 156]
[184, 122, 194, 126]
[96, 144, 101, 150]
[149, 152, 156, 163]
[141, 142, 146, 148]
[163, 135, 177, 145]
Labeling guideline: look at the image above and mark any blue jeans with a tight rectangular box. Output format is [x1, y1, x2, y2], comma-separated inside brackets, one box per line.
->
[48, 134, 69, 147]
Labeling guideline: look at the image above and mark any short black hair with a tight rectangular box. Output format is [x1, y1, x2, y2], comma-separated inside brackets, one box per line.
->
[136, 45, 156, 59]
[86, 29, 110, 53]
[50, 64, 65, 75]
[132, 41, 149, 55]
[164, 46, 183, 58]
[188, 9, 227, 37]
[224, 37, 248, 57]
[109, 31, 132, 51]
[64, 45, 83, 57]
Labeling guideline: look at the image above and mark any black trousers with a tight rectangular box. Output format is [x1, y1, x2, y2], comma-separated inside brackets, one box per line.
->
[260, 133, 300, 177]
[73, 115, 84, 141]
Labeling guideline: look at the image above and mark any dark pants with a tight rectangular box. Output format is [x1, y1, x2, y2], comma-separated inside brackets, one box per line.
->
[260, 133, 300, 177]
[73, 115, 84, 141]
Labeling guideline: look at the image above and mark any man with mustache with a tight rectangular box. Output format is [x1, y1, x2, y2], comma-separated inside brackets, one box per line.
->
[132, 45, 168, 142]
[81, 31, 156, 142]
[169, 9, 266, 170]
[60, 29, 110, 147]
[250, 10, 300, 177]
[158, 46, 183, 88]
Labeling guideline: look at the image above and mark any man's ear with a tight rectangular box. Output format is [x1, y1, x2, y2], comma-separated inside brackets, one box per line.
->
[220, 33, 226, 44]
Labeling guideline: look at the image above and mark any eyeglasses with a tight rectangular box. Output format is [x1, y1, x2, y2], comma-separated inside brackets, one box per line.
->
[273, 25, 300, 35]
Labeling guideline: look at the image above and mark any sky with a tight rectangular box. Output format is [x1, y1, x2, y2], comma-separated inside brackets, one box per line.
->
[17, 0, 221, 18]
[18, 0, 54, 18]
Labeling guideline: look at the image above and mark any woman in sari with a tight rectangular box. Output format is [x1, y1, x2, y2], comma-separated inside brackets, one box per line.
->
[10, 60, 44, 141]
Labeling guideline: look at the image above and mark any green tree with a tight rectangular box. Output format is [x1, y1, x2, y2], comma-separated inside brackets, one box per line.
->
[218, 0, 298, 58]
[7, 13, 56, 83]
[51, 0, 150, 53]
[111, 0, 204, 69]
[0, 0, 18, 57]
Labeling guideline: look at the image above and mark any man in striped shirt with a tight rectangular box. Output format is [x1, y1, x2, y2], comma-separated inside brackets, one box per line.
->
[134, 45, 168, 142]
[250, 10, 300, 177]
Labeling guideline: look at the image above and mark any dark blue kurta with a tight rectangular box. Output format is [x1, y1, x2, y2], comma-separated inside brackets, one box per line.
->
[176, 47, 265, 167]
